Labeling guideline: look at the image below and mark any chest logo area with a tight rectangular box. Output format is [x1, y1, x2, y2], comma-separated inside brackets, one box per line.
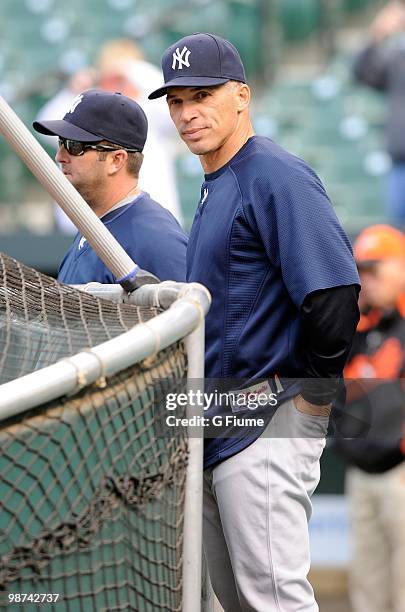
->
[200, 187, 208, 207]
[172, 46, 191, 70]
[78, 236, 87, 250]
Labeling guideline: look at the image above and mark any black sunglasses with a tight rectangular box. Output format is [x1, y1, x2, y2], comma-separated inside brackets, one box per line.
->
[58, 138, 139, 156]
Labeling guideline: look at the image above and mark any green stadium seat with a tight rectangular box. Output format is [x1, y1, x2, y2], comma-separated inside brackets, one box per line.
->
[277, 0, 320, 42]
[343, 0, 375, 12]
[0, 143, 27, 203]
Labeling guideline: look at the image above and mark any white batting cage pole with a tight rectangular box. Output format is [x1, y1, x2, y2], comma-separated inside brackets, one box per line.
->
[0, 95, 156, 290]
[183, 318, 205, 611]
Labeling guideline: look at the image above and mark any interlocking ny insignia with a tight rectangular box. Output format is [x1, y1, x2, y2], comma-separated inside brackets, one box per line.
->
[172, 46, 191, 70]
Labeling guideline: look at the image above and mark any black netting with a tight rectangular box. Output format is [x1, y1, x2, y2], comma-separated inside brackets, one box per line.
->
[0, 253, 189, 611]
[0, 252, 159, 384]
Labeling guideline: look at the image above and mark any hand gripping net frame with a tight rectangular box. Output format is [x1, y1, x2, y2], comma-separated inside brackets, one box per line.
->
[0, 253, 210, 612]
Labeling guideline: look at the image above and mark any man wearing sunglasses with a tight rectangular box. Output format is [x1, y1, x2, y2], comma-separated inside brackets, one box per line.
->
[33, 89, 187, 284]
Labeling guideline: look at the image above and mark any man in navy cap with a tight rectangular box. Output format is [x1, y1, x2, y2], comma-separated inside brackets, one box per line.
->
[33, 89, 187, 284]
[150, 34, 360, 611]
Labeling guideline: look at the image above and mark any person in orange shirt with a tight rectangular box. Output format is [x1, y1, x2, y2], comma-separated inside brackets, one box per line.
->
[335, 224, 405, 612]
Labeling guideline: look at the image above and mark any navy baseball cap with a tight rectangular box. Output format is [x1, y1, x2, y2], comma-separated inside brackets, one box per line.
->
[148, 32, 246, 99]
[33, 89, 148, 152]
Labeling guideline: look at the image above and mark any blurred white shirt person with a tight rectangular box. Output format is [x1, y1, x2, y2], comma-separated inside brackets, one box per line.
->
[36, 41, 182, 232]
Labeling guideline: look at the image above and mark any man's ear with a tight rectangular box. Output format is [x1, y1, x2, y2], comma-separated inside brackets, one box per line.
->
[236, 83, 250, 113]
[108, 149, 128, 175]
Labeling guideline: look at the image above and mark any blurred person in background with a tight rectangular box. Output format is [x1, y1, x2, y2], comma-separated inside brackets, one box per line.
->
[334, 224, 405, 612]
[353, 1, 405, 227]
[97, 41, 182, 224]
[36, 39, 182, 232]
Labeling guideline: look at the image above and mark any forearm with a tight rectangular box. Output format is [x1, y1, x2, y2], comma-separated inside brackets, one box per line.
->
[300, 285, 360, 405]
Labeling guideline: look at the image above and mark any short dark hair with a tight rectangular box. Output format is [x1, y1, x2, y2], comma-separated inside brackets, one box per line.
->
[126, 151, 143, 178]
[97, 142, 144, 178]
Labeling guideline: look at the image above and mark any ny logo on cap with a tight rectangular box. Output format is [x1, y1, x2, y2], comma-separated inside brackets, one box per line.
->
[172, 46, 191, 70]
[67, 94, 83, 114]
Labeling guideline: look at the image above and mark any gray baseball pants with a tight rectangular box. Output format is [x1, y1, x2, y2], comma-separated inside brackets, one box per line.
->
[203, 398, 329, 611]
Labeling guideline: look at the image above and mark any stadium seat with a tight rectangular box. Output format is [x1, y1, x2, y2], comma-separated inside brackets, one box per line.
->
[343, 0, 375, 12]
[277, 0, 320, 41]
